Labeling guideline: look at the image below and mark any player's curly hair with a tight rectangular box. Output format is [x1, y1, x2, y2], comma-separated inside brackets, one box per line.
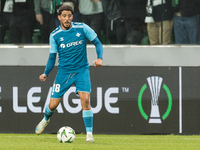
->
[58, 5, 73, 15]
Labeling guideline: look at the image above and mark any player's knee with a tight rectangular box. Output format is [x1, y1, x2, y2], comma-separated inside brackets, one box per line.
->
[49, 98, 61, 111]
[82, 99, 91, 110]
[49, 103, 57, 111]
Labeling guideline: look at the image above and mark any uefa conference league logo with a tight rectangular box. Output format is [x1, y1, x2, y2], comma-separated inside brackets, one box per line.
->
[138, 76, 172, 124]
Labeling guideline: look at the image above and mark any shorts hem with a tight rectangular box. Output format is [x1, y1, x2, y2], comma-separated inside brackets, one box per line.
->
[76, 91, 91, 96]
[50, 96, 62, 99]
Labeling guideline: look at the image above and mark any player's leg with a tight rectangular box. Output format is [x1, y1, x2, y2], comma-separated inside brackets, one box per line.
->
[75, 69, 94, 142]
[35, 98, 61, 135]
[36, 72, 73, 134]
[78, 92, 94, 142]
[45, 98, 62, 120]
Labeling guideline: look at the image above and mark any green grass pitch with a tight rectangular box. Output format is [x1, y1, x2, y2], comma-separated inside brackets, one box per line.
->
[0, 134, 200, 150]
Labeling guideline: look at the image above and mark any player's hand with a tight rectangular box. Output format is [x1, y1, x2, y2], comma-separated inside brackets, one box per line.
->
[36, 14, 43, 25]
[93, 58, 103, 67]
[39, 74, 47, 82]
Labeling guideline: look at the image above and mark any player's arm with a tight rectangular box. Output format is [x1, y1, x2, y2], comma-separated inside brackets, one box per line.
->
[91, 37, 103, 67]
[83, 23, 103, 67]
[39, 53, 57, 82]
[39, 34, 58, 82]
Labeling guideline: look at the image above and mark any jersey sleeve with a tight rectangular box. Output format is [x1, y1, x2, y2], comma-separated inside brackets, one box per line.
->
[44, 53, 56, 76]
[91, 37, 103, 59]
[83, 23, 97, 41]
[49, 34, 58, 53]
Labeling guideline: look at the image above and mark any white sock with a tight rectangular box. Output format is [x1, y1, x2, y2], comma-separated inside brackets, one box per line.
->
[87, 132, 93, 136]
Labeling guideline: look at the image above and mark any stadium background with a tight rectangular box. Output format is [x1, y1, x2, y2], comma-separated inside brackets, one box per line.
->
[0, 45, 200, 135]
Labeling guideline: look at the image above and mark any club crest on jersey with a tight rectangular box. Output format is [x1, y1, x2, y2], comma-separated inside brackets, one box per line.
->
[76, 33, 81, 37]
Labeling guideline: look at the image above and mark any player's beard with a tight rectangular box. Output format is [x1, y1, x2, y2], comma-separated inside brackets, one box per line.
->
[62, 22, 71, 30]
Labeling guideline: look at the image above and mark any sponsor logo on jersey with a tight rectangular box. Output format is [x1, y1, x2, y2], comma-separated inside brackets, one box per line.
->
[60, 40, 83, 48]
[60, 44, 65, 48]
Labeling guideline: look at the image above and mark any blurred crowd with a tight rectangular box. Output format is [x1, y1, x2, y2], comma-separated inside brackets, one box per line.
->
[0, 0, 200, 45]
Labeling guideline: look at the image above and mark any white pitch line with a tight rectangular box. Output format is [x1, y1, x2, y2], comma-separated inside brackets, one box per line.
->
[3, 135, 200, 140]
[4, 136, 84, 139]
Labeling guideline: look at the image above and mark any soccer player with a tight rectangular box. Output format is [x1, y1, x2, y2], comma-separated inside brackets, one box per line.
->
[35, 5, 103, 143]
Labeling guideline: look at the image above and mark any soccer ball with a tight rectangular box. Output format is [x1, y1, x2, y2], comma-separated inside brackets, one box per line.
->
[57, 126, 76, 143]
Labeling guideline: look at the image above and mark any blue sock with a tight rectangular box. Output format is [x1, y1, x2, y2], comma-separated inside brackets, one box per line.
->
[82, 110, 93, 132]
[44, 104, 55, 121]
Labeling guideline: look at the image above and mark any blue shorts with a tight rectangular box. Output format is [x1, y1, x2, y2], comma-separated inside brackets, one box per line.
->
[50, 69, 91, 98]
